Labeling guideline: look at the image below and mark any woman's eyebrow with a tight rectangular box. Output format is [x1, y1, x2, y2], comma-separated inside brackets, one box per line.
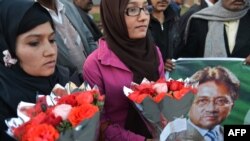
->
[127, 1, 148, 6]
[25, 31, 55, 38]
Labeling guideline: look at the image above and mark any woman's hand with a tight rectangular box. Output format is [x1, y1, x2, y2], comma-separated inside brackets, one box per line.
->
[160, 113, 168, 128]
[164, 59, 175, 72]
[244, 55, 250, 65]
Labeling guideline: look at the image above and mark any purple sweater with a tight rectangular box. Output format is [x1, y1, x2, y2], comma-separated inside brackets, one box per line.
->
[83, 39, 165, 141]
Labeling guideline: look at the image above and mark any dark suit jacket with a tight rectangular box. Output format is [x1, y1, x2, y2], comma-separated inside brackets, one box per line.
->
[179, 0, 208, 33]
[75, 5, 102, 41]
[166, 120, 224, 141]
[174, 0, 208, 58]
[180, 10, 250, 58]
[55, 0, 97, 75]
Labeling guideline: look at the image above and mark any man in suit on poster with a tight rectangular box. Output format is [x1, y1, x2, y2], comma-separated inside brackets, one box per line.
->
[166, 66, 240, 141]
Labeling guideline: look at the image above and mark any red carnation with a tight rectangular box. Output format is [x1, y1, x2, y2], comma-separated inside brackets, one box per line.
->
[68, 103, 99, 127]
[21, 124, 59, 141]
[57, 95, 77, 107]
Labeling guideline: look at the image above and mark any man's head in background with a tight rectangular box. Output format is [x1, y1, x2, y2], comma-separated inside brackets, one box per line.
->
[149, 0, 170, 12]
[173, 0, 184, 5]
[222, 0, 249, 11]
[74, 0, 93, 13]
[189, 66, 240, 130]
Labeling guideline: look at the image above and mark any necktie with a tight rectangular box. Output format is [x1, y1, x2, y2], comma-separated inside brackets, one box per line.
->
[205, 130, 216, 141]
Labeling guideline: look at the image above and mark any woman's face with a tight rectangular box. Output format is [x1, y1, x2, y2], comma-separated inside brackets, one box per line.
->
[124, 0, 150, 39]
[16, 22, 57, 77]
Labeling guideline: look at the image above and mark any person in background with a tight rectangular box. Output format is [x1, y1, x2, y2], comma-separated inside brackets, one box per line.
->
[169, 0, 250, 71]
[0, 0, 81, 140]
[37, 0, 97, 77]
[83, 0, 165, 140]
[169, 0, 185, 16]
[75, 0, 93, 13]
[180, 0, 250, 63]
[169, 0, 188, 17]
[73, 0, 103, 41]
[174, 0, 218, 58]
[167, 66, 240, 141]
[148, 0, 180, 72]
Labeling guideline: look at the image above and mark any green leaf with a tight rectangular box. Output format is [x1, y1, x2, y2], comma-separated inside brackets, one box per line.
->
[56, 120, 72, 133]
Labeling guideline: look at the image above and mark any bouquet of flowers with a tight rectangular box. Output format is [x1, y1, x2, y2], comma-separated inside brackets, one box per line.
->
[123, 78, 197, 134]
[5, 82, 104, 141]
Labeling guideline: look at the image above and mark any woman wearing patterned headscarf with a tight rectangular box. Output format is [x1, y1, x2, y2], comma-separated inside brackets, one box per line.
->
[83, 0, 165, 140]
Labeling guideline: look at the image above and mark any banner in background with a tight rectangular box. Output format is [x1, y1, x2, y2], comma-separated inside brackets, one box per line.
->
[169, 58, 250, 125]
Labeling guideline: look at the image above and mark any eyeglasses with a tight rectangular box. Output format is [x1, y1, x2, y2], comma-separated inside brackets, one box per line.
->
[125, 5, 153, 16]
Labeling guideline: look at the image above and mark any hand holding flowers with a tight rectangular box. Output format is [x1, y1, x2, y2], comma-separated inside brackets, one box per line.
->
[124, 78, 197, 105]
[123, 77, 197, 138]
[5, 82, 104, 141]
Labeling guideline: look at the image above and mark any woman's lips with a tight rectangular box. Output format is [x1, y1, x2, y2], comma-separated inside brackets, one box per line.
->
[44, 60, 56, 68]
[136, 25, 147, 30]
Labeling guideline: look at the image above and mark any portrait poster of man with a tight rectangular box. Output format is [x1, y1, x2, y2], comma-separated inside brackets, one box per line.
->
[161, 58, 250, 141]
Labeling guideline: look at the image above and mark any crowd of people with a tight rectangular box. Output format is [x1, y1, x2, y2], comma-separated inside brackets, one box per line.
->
[0, 0, 249, 140]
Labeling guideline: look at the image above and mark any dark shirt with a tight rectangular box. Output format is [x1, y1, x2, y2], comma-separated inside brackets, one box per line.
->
[174, 0, 209, 58]
[149, 6, 180, 61]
